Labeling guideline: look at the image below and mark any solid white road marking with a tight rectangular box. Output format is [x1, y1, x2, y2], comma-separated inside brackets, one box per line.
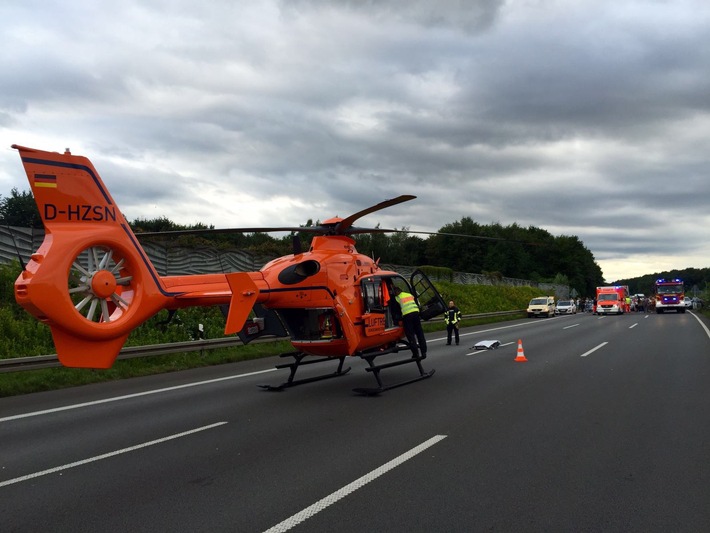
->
[689, 311, 710, 340]
[436, 317, 562, 344]
[580, 342, 608, 357]
[0, 369, 276, 423]
[0, 422, 228, 488]
[262, 435, 447, 533]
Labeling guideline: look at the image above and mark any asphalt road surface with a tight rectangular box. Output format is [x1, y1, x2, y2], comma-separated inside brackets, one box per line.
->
[2, 311, 710, 532]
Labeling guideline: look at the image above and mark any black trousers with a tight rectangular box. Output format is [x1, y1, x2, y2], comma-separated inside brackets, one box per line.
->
[446, 323, 459, 345]
[402, 312, 427, 357]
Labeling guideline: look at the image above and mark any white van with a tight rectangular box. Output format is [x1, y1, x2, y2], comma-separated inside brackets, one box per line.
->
[527, 296, 555, 318]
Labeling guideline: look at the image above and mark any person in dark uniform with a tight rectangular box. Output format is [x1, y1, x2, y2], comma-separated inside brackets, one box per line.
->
[444, 300, 462, 345]
[394, 287, 427, 358]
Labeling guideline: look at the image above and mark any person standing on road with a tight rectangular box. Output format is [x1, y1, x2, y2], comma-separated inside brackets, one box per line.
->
[394, 287, 427, 358]
[444, 300, 462, 346]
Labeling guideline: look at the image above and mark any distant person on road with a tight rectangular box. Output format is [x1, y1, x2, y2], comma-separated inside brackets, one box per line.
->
[444, 300, 462, 346]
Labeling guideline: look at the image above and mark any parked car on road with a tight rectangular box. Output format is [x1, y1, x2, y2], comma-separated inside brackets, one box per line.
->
[527, 296, 555, 318]
[555, 300, 577, 315]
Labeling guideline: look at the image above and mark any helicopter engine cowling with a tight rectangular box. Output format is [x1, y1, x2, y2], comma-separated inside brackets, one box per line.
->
[277, 260, 321, 285]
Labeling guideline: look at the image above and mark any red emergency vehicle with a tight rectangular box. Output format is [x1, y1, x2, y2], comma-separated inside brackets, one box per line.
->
[654, 278, 685, 314]
[595, 285, 629, 315]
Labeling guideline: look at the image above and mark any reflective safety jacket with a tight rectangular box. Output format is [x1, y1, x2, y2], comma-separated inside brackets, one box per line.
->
[444, 306, 462, 325]
[395, 291, 420, 316]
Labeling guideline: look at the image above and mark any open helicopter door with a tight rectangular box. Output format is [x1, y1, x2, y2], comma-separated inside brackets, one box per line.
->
[235, 303, 289, 345]
[410, 269, 447, 321]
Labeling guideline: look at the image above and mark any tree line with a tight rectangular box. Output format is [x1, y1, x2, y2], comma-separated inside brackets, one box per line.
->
[2, 187, 605, 295]
[615, 267, 710, 299]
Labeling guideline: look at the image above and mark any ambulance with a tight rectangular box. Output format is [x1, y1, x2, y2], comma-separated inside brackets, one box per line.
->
[595, 285, 629, 315]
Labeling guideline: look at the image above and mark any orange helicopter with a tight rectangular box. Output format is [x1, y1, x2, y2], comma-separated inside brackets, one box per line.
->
[11, 145, 446, 394]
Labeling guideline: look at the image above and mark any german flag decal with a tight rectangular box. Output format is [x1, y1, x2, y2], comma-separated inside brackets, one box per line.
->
[34, 173, 57, 188]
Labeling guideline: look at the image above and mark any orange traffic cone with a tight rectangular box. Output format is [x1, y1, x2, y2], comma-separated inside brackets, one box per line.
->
[514, 339, 528, 362]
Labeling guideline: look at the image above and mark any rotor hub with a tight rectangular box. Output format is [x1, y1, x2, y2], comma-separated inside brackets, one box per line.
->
[90, 270, 118, 299]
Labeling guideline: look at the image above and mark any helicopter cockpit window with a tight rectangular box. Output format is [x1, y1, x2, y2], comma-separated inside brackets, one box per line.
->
[361, 280, 384, 314]
[360, 276, 411, 329]
[385, 276, 413, 323]
[390, 278, 409, 296]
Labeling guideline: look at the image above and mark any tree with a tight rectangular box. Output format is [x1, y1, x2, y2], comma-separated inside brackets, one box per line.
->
[120, 213, 610, 290]
[0, 188, 41, 228]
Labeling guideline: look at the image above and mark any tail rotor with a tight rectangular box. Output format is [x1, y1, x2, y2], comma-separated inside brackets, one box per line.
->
[68, 245, 136, 324]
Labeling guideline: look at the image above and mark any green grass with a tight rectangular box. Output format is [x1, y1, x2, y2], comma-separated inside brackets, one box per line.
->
[434, 281, 548, 314]
[0, 316, 525, 398]
[0, 341, 294, 397]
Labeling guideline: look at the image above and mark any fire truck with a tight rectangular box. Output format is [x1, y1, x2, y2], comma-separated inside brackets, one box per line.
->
[595, 285, 629, 315]
[654, 278, 685, 313]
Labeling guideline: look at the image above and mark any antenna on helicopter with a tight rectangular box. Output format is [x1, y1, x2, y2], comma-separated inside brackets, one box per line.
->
[292, 235, 303, 255]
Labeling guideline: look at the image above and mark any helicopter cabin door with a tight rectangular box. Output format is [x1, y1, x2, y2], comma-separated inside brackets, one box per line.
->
[360, 276, 397, 336]
[410, 269, 447, 321]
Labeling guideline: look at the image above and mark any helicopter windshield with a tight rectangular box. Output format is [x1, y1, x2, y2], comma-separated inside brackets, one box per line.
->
[656, 284, 683, 294]
[598, 293, 619, 301]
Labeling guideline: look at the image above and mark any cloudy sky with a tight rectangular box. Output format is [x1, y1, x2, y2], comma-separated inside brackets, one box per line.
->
[1, 0, 708, 282]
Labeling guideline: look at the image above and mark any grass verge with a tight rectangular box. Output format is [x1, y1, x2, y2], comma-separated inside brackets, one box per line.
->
[0, 340, 293, 398]
[0, 314, 529, 397]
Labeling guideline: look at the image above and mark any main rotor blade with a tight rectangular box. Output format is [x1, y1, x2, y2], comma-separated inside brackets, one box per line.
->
[135, 195, 417, 238]
[345, 227, 399, 235]
[136, 226, 309, 238]
[136, 225, 543, 245]
[337, 195, 416, 234]
[349, 228, 544, 246]
[400, 229, 544, 246]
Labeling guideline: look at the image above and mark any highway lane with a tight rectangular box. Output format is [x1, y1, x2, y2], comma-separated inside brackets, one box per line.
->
[1, 311, 710, 532]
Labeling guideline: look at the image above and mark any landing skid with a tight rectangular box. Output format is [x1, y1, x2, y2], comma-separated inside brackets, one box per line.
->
[352, 345, 435, 396]
[259, 351, 351, 391]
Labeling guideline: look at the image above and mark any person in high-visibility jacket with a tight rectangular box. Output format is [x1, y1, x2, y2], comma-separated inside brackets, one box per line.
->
[444, 300, 462, 346]
[394, 288, 427, 358]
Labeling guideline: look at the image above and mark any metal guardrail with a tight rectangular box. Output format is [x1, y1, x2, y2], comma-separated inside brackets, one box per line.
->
[0, 310, 525, 373]
[0, 336, 284, 374]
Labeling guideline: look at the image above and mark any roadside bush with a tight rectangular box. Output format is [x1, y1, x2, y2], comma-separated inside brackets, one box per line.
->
[434, 281, 543, 314]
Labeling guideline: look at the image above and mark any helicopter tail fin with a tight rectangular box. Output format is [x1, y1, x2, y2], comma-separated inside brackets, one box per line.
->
[12, 145, 170, 368]
[11, 145, 139, 233]
[224, 272, 260, 334]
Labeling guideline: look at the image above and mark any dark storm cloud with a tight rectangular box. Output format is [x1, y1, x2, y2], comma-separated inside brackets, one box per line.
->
[2, 0, 710, 281]
[281, 0, 504, 33]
